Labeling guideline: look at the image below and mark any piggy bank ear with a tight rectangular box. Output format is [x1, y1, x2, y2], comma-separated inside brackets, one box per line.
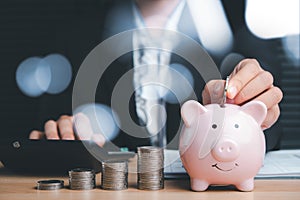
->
[240, 101, 267, 126]
[181, 100, 207, 127]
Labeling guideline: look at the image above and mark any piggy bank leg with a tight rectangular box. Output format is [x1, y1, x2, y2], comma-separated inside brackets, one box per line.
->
[235, 178, 254, 192]
[190, 178, 209, 191]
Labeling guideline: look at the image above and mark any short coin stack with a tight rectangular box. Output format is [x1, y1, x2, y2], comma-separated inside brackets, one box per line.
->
[137, 146, 164, 190]
[101, 161, 128, 190]
[37, 180, 64, 190]
[69, 168, 96, 190]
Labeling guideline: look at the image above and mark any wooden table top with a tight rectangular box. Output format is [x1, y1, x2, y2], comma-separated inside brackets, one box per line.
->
[1, 159, 300, 200]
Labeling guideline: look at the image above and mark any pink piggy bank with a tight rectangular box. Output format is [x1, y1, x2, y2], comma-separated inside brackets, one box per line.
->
[179, 100, 267, 191]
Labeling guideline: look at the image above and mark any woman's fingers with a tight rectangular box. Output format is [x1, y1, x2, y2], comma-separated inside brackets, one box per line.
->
[227, 59, 263, 99]
[30, 113, 106, 147]
[73, 113, 94, 140]
[262, 104, 281, 130]
[91, 134, 106, 147]
[233, 71, 274, 104]
[44, 120, 60, 139]
[252, 86, 283, 130]
[253, 86, 283, 109]
[29, 130, 44, 139]
[57, 115, 75, 140]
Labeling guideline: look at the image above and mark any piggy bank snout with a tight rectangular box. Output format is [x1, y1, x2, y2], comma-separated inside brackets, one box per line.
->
[212, 139, 240, 162]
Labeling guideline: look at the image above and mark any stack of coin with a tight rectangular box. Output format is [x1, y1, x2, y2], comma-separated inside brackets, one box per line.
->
[37, 180, 64, 190]
[101, 161, 128, 190]
[69, 168, 96, 190]
[137, 146, 164, 190]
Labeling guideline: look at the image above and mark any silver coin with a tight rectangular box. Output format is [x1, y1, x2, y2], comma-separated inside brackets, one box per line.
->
[221, 76, 229, 108]
[37, 180, 64, 190]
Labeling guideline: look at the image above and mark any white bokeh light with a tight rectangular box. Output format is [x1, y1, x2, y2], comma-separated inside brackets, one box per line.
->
[187, 0, 233, 56]
[246, 0, 300, 39]
[73, 103, 120, 141]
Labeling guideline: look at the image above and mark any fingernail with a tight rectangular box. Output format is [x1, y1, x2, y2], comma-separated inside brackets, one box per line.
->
[261, 124, 269, 131]
[64, 137, 75, 140]
[228, 86, 237, 99]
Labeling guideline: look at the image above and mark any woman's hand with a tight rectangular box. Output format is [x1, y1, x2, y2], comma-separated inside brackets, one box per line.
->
[29, 113, 106, 146]
[202, 59, 283, 130]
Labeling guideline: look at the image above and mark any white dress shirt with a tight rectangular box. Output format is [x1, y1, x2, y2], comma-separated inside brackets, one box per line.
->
[132, 0, 185, 146]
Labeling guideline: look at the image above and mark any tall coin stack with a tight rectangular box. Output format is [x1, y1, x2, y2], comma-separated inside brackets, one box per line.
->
[137, 146, 164, 190]
[101, 161, 128, 190]
[69, 168, 96, 190]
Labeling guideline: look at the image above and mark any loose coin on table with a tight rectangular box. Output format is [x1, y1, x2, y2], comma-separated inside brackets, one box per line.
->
[37, 180, 64, 190]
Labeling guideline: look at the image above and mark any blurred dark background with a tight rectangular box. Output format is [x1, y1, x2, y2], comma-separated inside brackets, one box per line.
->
[0, 0, 299, 149]
[0, 0, 110, 141]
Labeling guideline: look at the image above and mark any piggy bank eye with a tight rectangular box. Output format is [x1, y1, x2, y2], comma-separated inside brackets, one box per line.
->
[212, 124, 217, 129]
[234, 124, 239, 128]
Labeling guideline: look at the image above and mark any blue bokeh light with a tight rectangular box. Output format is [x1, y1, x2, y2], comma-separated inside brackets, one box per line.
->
[16, 54, 72, 97]
[43, 54, 72, 94]
[73, 103, 120, 141]
[16, 57, 48, 97]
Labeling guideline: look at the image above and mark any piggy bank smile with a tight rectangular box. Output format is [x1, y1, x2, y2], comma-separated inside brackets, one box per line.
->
[212, 163, 239, 172]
